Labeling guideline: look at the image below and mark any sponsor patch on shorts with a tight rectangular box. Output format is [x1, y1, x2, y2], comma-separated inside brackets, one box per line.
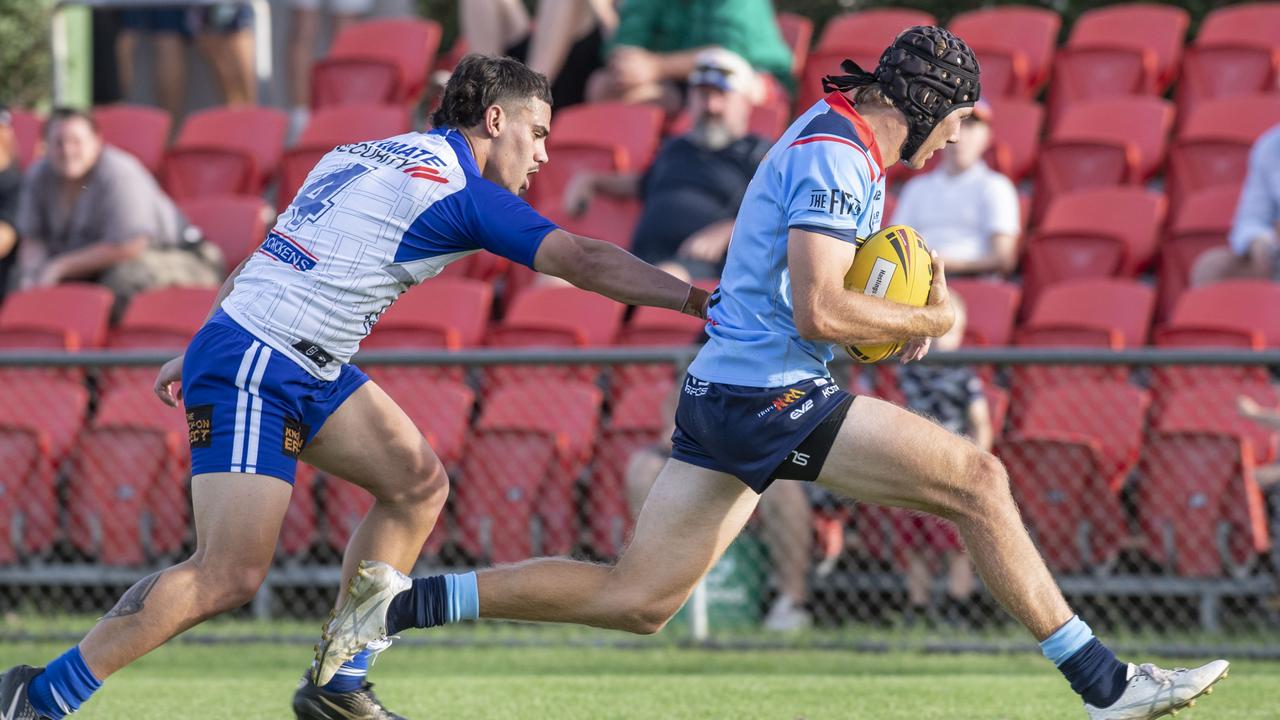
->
[282, 417, 309, 458]
[187, 405, 213, 448]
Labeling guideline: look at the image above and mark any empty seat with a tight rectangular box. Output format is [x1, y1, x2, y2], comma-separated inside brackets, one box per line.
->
[1048, 4, 1189, 122]
[277, 104, 411, 211]
[455, 382, 602, 563]
[589, 380, 674, 558]
[983, 98, 1043, 182]
[68, 384, 190, 566]
[0, 380, 89, 563]
[0, 283, 114, 350]
[550, 102, 665, 172]
[948, 6, 1060, 98]
[163, 107, 287, 200]
[179, 195, 270, 269]
[104, 287, 218, 389]
[948, 279, 1020, 347]
[1014, 381, 1149, 491]
[10, 109, 41, 169]
[1156, 280, 1280, 349]
[794, 9, 937, 114]
[93, 104, 172, 175]
[364, 277, 492, 350]
[776, 12, 814, 81]
[1179, 3, 1280, 114]
[541, 196, 642, 249]
[1021, 188, 1166, 310]
[485, 285, 626, 392]
[1157, 185, 1241, 319]
[1035, 98, 1173, 220]
[1166, 94, 1280, 204]
[311, 18, 441, 109]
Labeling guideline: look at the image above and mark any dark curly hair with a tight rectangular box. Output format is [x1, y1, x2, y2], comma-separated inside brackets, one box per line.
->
[431, 54, 553, 130]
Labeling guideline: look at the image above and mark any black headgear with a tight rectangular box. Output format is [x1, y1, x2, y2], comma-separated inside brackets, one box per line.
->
[823, 26, 981, 162]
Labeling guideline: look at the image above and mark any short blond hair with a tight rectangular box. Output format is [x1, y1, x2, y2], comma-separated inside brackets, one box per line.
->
[850, 84, 895, 110]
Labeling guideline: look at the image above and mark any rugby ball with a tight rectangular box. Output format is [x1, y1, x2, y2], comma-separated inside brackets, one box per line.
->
[843, 225, 933, 363]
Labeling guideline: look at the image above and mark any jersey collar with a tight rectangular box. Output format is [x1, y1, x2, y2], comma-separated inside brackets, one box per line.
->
[824, 91, 885, 175]
[429, 126, 481, 176]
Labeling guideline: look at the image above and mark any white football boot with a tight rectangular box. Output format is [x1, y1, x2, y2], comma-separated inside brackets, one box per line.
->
[1084, 660, 1229, 719]
[312, 561, 411, 686]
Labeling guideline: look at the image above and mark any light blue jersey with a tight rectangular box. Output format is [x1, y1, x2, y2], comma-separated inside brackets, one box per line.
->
[688, 92, 887, 387]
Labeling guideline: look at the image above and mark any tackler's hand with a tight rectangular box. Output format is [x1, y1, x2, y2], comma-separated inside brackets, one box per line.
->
[154, 355, 185, 408]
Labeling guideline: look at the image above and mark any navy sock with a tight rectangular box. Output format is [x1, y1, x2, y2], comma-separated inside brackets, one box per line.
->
[1059, 638, 1130, 708]
[320, 649, 371, 694]
[385, 572, 479, 635]
[28, 646, 102, 719]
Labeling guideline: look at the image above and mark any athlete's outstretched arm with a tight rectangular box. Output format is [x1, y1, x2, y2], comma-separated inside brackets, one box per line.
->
[534, 229, 708, 318]
[788, 228, 953, 347]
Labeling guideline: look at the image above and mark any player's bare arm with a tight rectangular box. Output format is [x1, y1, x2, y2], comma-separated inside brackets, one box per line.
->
[534, 229, 709, 318]
[787, 227, 952, 347]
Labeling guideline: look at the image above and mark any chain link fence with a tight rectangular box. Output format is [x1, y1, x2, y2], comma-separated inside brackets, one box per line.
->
[0, 347, 1277, 657]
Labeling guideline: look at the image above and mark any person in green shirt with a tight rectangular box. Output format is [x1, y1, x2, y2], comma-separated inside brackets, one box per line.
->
[587, 0, 793, 110]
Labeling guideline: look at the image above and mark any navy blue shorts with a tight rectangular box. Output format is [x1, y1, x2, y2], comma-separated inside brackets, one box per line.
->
[182, 311, 369, 484]
[671, 374, 854, 493]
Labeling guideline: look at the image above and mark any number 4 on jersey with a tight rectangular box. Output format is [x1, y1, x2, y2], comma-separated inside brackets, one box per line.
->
[285, 163, 372, 231]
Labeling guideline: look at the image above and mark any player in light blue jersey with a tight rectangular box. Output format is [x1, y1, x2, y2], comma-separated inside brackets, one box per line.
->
[0, 55, 711, 720]
[314, 28, 1230, 720]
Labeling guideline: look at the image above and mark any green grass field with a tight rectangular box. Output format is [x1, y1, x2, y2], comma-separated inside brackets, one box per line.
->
[0, 639, 1274, 719]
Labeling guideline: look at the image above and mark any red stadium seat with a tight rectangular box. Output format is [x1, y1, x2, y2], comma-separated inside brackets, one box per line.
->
[279, 463, 318, 558]
[794, 9, 937, 115]
[589, 380, 674, 557]
[163, 107, 287, 200]
[1013, 381, 1149, 491]
[1157, 185, 1241, 319]
[527, 142, 626, 216]
[93, 104, 172, 175]
[1178, 3, 1280, 115]
[277, 104, 411, 211]
[550, 102, 665, 172]
[10, 109, 41, 169]
[1035, 98, 1173, 221]
[1139, 384, 1277, 576]
[948, 6, 1060, 98]
[455, 382, 602, 563]
[948, 279, 1020, 347]
[68, 384, 190, 566]
[485, 285, 625, 392]
[0, 380, 89, 563]
[365, 277, 492, 350]
[541, 196, 641, 249]
[776, 12, 814, 81]
[983, 98, 1043, 182]
[1048, 4, 1189, 123]
[996, 435, 1127, 574]
[1021, 189, 1166, 310]
[311, 18, 441, 109]
[0, 283, 114, 350]
[105, 287, 218, 390]
[179, 195, 271, 269]
[1156, 280, 1280, 349]
[1166, 95, 1280, 205]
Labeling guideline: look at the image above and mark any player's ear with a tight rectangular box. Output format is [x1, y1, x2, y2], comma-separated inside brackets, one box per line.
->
[484, 104, 505, 139]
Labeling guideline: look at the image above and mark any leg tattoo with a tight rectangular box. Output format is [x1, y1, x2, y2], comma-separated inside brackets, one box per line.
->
[102, 571, 164, 619]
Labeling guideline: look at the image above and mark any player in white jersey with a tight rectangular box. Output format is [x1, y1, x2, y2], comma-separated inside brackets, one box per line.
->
[0, 55, 710, 720]
[314, 29, 1229, 720]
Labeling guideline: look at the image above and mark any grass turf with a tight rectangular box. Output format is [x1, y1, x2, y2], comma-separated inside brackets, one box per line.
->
[0, 640, 1273, 719]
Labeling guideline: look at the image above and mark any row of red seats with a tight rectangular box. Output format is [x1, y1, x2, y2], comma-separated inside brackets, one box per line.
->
[788, 3, 1280, 122]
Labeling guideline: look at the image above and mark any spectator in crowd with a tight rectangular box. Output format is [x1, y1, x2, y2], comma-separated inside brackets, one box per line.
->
[563, 48, 769, 280]
[892, 295, 992, 627]
[625, 389, 815, 632]
[287, 0, 375, 137]
[1237, 396, 1280, 489]
[192, 3, 257, 107]
[891, 100, 1020, 277]
[1190, 124, 1280, 287]
[0, 107, 20, 301]
[15, 108, 222, 312]
[587, 0, 792, 111]
[461, 0, 619, 111]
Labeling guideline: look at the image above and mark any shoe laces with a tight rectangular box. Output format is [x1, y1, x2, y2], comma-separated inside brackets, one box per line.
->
[365, 634, 399, 671]
[1135, 663, 1183, 687]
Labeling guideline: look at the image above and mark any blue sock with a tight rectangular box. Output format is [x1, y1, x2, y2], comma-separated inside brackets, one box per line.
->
[28, 646, 102, 719]
[320, 649, 371, 694]
[1041, 616, 1129, 707]
[384, 572, 479, 634]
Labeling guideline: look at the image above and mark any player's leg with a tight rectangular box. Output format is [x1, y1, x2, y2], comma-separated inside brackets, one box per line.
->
[0, 473, 290, 719]
[313, 459, 758, 684]
[758, 481, 813, 631]
[816, 394, 1228, 716]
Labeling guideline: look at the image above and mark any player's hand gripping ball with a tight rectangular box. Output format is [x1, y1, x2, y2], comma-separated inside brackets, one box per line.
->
[843, 225, 933, 363]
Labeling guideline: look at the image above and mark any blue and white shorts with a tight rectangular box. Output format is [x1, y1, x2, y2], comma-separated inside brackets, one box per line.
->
[182, 310, 369, 484]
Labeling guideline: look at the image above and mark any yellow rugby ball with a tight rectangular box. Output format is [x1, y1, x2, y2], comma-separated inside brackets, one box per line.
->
[843, 225, 933, 363]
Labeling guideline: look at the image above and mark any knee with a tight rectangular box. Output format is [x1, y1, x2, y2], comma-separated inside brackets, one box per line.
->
[192, 557, 269, 612]
[609, 592, 684, 635]
[963, 451, 1012, 514]
[374, 441, 450, 512]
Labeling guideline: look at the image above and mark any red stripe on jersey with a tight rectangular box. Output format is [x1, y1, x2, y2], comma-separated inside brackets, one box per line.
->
[788, 135, 878, 181]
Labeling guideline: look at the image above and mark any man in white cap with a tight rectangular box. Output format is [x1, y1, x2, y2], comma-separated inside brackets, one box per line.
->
[563, 47, 769, 279]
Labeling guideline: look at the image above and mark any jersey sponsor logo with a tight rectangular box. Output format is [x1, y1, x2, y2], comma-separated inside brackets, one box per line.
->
[789, 398, 814, 420]
[865, 258, 896, 298]
[261, 230, 318, 272]
[787, 450, 811, 467]
[684, 377, 711, 397]
[808, 188, 861, 216]
[758, 386, 807, 417]
[334, 140, 448, 172]
[186, 405, 212, 448]
[282, 417, 309, 459]
[822, 384, 841, 398]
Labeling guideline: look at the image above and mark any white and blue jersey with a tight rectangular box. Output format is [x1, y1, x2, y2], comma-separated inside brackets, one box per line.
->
[224, 127, 557, 381]
[184, 128, 558, 483]
[688, 91, 887, 388]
